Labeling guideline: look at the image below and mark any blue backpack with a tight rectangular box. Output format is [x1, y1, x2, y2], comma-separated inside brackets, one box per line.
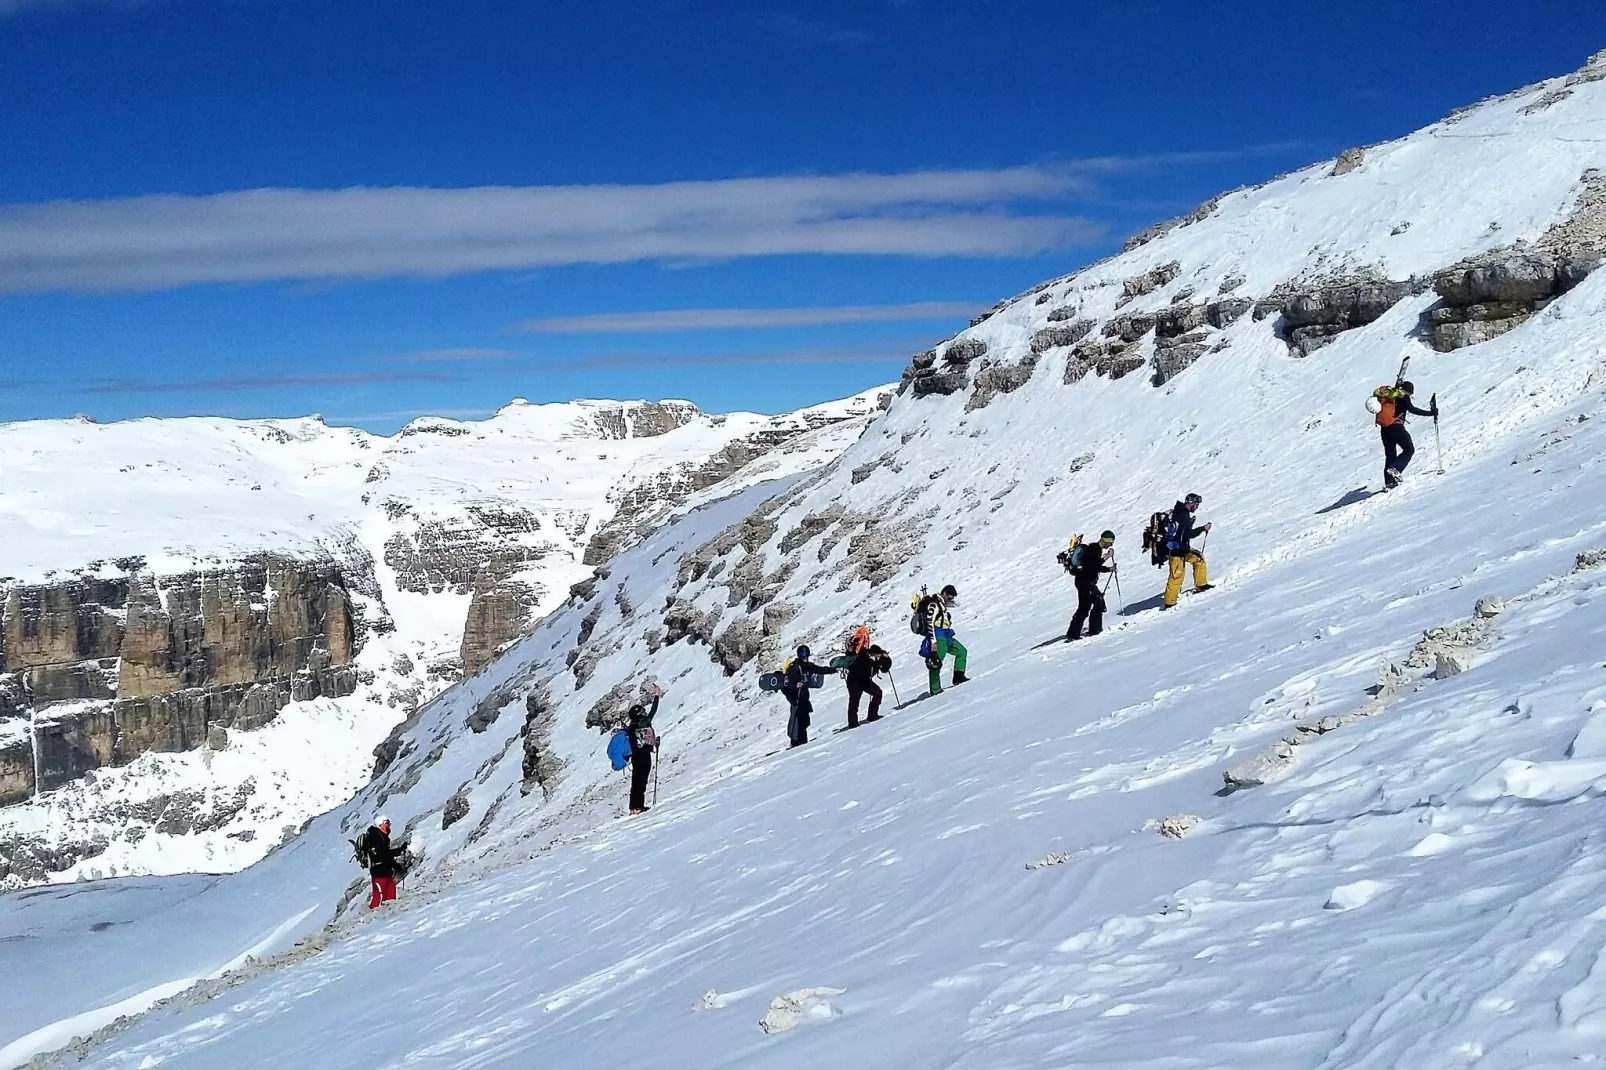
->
[607, 728, 632, 771]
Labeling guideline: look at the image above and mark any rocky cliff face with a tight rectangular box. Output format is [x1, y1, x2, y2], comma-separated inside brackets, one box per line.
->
[0, 391, 888, 887]
[0, 555, 357, 806]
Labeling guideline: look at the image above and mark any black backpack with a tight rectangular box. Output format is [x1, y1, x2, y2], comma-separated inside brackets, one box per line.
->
[909, 591, 938, 634]
[350, 834, 371, 869]
[1141, 510, 1171, 568]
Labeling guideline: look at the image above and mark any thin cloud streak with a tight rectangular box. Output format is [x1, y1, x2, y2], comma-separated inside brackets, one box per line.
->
[528, 345, 913, 372]
[383, 347, 527, 362]
[514, 301, 984, 333]
[0, 166, 1106, 294]
[64, 370, 453, 395]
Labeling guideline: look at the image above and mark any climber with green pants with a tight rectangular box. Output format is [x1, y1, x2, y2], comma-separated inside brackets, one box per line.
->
[918, 584, 968, 694]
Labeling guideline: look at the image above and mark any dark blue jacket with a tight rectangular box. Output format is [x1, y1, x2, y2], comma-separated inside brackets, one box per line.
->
[1167, 501, 1207, 556]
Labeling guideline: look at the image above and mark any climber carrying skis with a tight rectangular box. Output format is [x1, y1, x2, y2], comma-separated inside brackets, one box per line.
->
[1066, 530, 1116, 640]
[783, 645, 838, 748]
[1369, 379, 1438, 489]
[920, 584, 968, 693]
[625, 682, 662, 814]
[1161, 494, 1213, 610]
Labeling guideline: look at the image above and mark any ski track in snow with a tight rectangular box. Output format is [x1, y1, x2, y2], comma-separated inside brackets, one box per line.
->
[8, 63, 1606, 1069]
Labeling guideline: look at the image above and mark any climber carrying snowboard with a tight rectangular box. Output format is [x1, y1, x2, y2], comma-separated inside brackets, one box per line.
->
[625, 682, 662, 814]
[1161, 494, 1213, 610]
[1369, 379, 1437, 489]
[783, 645, 838, 748]
[919, 585, 968, 694]
[1065, 530, 1115, 640]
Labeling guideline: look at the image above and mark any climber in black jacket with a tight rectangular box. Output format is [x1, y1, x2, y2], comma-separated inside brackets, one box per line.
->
[783, 645, 838, 747]
[843, 644, 892, 729]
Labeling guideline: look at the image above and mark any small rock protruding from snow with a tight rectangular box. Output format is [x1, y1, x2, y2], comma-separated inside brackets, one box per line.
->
[1375, 658, 1410, 695]
[1475, 596, 1506, 618]
[758, 987, 847, 1035]
[1224, 743, 1297, 789]
[1573, 548, 1606, 572]
[1150, 814, 1201, 839]
[206, 725, 229, 752]
[1330, 147, 1367, 177]
[1435, 651, 1472, 679]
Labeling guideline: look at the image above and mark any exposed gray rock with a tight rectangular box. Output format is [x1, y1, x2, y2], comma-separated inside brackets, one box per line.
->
[712, 617, 764, 676]
[943, 339, 988, 365]
[1030, 321, 1096, 354]
[520, 684, 561, 797]
[966, 357, 1039, 411]
[911, 371, 969, 397]
[1103, 313, 1158, 343]
[1046, 305, 1085, 322]
[206, 725, 228, 752]
[1151, 342, 1213, 387]
[1428, 171, 1606, 351]
[662, 599, 717, 646]
[1330, 147, 1366, 176]
[1122, 261, 1182, 298]
[1207, 297, 1253, 327]
[778, 505, 845, 555]
[1064, 341, 1145, 385]
[583, 681, 637, 732]
[441, 787, 470, 830]
[762, 602, 798, 637]
[1435, 651, 1471, 679]
[1256, 273, 1416, 356]
[1574, 548, 1606, 571]
[1474, 596, 1506, 619]
[1523, 88, 1573, 115]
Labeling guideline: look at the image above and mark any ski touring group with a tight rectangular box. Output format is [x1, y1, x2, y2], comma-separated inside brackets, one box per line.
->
[351, 367, 1443, 905]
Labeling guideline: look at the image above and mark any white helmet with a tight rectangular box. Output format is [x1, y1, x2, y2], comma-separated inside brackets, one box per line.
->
[377, 814, 391, 830]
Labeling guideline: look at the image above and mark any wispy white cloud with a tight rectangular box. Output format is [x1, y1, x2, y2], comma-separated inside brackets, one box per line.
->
[528, 344, 914, 371]
[63, 370, 453, 395]
[513, 301, 983, 333]
[0, 167, 1104, 294]
[747, 12, 873, 48]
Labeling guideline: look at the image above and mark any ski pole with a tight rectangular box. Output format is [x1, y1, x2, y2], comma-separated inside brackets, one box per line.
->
[1432, 394, 1445, 474]
[652, 736, 661, 807]
[887, 670, 902, 708]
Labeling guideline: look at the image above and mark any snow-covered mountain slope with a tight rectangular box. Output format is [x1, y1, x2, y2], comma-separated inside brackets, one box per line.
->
[0, 389, 888, 887]
[8, 52, 1606, 1070]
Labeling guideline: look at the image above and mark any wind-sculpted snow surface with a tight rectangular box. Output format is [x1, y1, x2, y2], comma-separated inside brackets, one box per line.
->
[9, 53, 1606, 1070]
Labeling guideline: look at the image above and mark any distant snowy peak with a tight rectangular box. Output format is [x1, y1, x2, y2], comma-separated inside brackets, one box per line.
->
[0, 385, 888, 887]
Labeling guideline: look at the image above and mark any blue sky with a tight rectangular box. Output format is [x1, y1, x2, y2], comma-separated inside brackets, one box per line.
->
[1, 0, 1602, 432]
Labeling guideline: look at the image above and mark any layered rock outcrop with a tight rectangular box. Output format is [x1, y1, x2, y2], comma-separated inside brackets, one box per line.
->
[1427, 171, 1606, 351]
[0, 555, 358, 802]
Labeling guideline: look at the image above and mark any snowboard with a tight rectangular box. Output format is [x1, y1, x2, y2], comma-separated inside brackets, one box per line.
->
[758, 671, 827, 692]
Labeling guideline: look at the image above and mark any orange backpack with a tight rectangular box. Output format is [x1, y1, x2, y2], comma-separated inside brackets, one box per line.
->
[1373, 386, 1400, 427]
[846, 626, 871, 654]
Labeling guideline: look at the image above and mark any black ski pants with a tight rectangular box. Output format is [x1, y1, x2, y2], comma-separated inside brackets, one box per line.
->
[786, 692, 813, 747]
[629, 744, 653, 811]
[1381, 423, 1415, 475]
[1067, 579, 1106, 639]
[846, 681, 883, 727]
